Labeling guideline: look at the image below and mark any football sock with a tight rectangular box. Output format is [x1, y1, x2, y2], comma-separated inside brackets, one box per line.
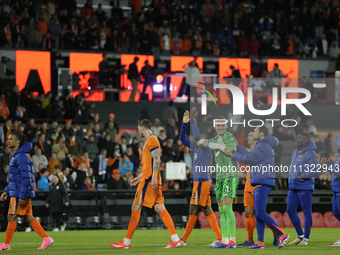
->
[182, 215, 197, 243]
[31, 219, 49, 238]
[171, 234, 180, 242]
[159, 209, 177, 238]
[246, 217, 255, 243]
[125, 210, 141, 239]
[123, 238, 131, 245]
[4, 222, 16, 245]
[219, 206, 229, 240]
[223, 205, 236, 241]
[207, 213, 222, 241]
[298, 235, 304, 239]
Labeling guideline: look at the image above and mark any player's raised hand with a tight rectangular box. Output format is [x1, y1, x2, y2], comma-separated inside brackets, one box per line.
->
[190, 107, 197, 119]
[183, 110, 190, 123]
[0, 192, 8, 201]
[202, 140, 209, 147]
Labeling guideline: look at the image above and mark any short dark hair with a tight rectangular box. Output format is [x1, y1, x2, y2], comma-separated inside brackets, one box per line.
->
[54, 164, 62, 170]
[41, 168, 49, 174]
[258, 126, 269, 138]
[38, 133, 45, 138]
[300, 132, 310, 140]
[138, 119, 152, 129]
[11, 131, 27, 147]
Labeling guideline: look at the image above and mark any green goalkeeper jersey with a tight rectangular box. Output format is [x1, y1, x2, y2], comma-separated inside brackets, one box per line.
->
[198, 132, 238, 179]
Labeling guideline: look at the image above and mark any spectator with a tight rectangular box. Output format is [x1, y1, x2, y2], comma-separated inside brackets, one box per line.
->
[64, 167, 75, 190]
[131, 0, 142, 14]
[181, 34, 192, 54]
[318, 34, 328, 56]
[90, 113, 104, 132]
[0, 95, 10, 119]
[237, 31, 248, 57]
[32, 148, 48, 171]
[92, 123, 101, 143]
[3, 23, 12, 48]
[98, 134, 114, 158]
[163, 138, 176, 162]
[35, 133, 51, 159]
[0, 164, 8, 190]
[324, 132, 333, 158]
[52, 135, 68, 163]
[49, 164, 67, 183]
[37, 168, 50, 191]
[62, 119, 74, 140]
[128, 57, 140, 101]
[85, 135, 99, 162]
[158, 128, 167, 146]
[117, 136, 128, 156]
[105, 121, 118, 140]
[104, 113, 119, 131]
[87, 167, 97, 187]
[79, 176, 97, 190]
[163, 100, 178, 125]
[315, 135, 325, 157]
[201, 0, 215, 20]
[66, 134, 82, 156]
[305, 39, 318, 58]
[192, 30, 203, 55]
[166, 118, 176, 142]
[0, 147, 10, 168]
[72, 161, 87, 189]
[328, 40, 340, 59]
[170, 32, 181, 54]
[48, 153, 62, 175]
[81, 0, 94, 18]
[248, 34, 260, 56]
[293, 116, 304, 136]
[305, 119, 317, 135]
[73, 151, 90, 170]
[181, 146, 192, 170]
[119, 153, 133, 176]
[285, 35, 294, 56]
[108, 169, 128, 189]
[37, 13, 48, 36]
[93, 148, 108, 183]
[151, 118, 163, 137]
[46, 175, 69, 231]
[126, 146, 139, 175]
[75, 122, 84, 141]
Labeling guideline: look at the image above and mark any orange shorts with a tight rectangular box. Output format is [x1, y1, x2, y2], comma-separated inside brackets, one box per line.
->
[244, 190, 254, 208]
[133, 179, 164, 208]
[190, 181, 211, 207]
[8, 197, 33, 216]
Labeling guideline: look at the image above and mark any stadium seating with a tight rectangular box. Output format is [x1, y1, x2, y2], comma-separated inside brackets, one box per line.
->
[312, 212, 326, 228]
[282, 212, 294, 228]
[269, 211, 285, 228]
[324, 211, 340, 228]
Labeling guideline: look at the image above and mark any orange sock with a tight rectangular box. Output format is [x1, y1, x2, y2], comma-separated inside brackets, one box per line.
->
[4, 222, 17, 245]
[159, 209, 176, 236]
[207, 213, 222, 241]
[31, 219, 48, 238]
[182, 215, 197, 243]
[126, 210, 141, 239]
[246, 217, 255, 243]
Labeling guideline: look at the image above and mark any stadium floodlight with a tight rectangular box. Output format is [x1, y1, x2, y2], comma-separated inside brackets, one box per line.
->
[153, 84, 163, 92]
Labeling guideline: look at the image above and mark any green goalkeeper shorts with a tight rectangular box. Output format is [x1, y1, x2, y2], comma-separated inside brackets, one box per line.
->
[215, 178, 238, 203]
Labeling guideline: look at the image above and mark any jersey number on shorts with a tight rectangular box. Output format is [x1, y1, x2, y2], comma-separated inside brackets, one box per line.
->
[135, 191, 138, 199]
[226, 185, 229, 194]
[191, 192, 196, 200]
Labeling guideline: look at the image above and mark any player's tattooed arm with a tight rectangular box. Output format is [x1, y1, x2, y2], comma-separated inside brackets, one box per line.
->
[151, 148, 160, 190]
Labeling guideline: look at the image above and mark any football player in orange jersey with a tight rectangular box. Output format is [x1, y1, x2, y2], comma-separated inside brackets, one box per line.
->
[110, 119, 181, 249]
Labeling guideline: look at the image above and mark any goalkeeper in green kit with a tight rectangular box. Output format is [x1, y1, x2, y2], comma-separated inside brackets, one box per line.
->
[197, 116, 238, 249]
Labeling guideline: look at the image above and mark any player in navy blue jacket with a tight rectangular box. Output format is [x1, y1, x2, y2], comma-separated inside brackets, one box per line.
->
[227, 126, 289, 249]
[0, 131, 53, 250]
[287, 132, 319, 246]
[179, 108, 222, 246]
[321, 139, 340, 246]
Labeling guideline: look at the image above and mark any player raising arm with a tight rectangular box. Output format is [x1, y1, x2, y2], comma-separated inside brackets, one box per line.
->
[197, 116, 238, 249]
[179, 108, 222, 246]
[110, 119, 181, 249]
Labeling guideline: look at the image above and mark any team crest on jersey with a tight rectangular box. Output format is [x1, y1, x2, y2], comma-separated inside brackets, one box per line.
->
[11, 158, 14, 162]
[299, 154, 303, 158]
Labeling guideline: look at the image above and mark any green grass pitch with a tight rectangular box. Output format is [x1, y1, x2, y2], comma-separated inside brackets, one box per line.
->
[2, 228, 340, 254]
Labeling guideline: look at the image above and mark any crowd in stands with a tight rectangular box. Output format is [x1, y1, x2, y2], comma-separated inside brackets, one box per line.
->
[0, 0, 340, 57]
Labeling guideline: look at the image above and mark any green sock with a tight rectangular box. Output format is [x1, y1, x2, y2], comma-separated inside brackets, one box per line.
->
[218, 206, 228, 238]
[223, 205, 236, 240]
